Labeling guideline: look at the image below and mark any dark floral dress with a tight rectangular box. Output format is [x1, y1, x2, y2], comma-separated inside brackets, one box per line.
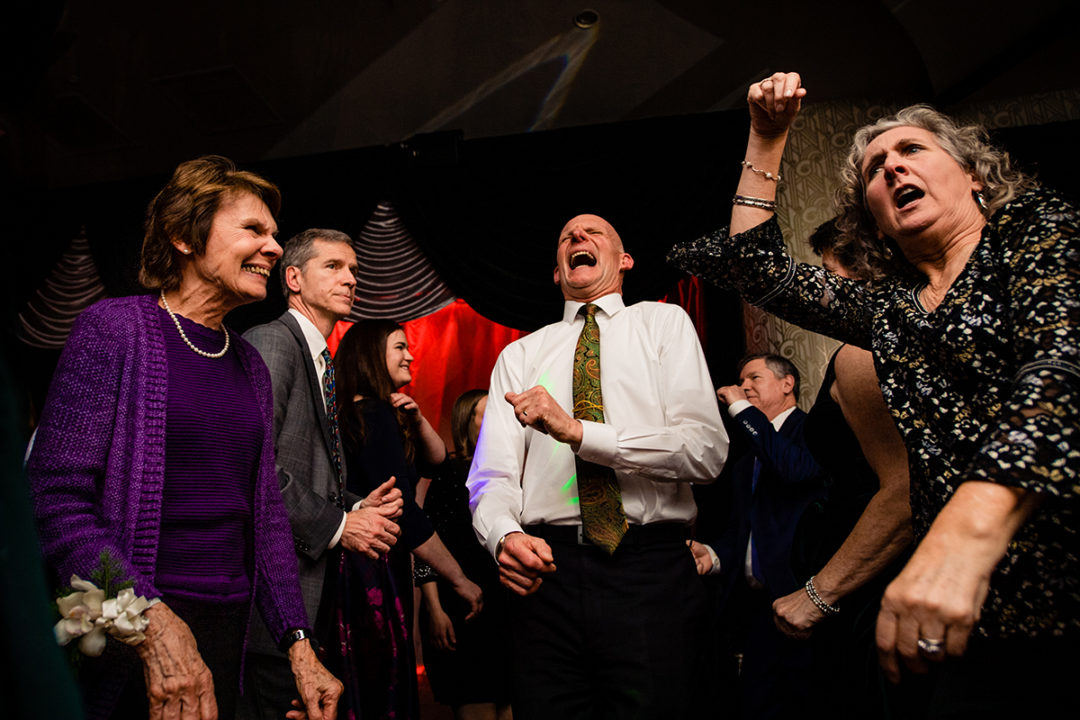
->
[668, 188, 1079, 640]
[332, 399, 435, 719]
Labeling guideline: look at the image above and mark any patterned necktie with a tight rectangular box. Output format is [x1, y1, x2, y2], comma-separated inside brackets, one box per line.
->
[573, 303, 628, 554]
[321, 348, 345, 507]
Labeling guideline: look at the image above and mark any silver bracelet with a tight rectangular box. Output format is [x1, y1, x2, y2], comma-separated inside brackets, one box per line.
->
[740, 159, 782, 183]
[732, 194, 777, 210]
[805, 575, 840, 616]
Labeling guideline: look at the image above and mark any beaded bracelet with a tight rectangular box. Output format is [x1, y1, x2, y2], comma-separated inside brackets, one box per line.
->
[805, 575, 841, 616]
[732, 194, 777, 210]
[740, 159, 782, 183]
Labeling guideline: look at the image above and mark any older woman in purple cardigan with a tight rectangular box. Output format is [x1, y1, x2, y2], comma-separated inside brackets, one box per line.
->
[27, 156, 342, 720]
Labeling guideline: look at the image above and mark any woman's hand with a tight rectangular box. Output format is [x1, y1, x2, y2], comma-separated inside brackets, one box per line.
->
[362, 476, 404, 519]
[427, 605, 458, 651]
[389, 392, 420, 415]
[773, 587, 823, 640]
[135, 602, 217, 720]
[875, 482, 1040, 683]
[452, 576, 484, 621]
[747, 72, 806, 140]
[287, 639, 343, 720]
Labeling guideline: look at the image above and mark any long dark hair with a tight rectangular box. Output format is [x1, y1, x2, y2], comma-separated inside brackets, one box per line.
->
[451, 389, 488, 460]
[335, 319, 420, 462]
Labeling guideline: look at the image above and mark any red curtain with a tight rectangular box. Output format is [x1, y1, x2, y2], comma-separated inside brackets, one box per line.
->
[328, 276, 704, 448]
[328, 299, 528, 448]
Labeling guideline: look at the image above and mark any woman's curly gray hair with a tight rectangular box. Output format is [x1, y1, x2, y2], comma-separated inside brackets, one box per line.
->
[833, 105, 1036, 282]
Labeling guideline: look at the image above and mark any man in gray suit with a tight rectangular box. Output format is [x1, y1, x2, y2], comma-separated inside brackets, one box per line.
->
[239, 228, 403, 720]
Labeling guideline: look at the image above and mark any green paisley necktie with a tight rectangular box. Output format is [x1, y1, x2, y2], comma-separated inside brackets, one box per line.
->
[573, 303, 628, 554]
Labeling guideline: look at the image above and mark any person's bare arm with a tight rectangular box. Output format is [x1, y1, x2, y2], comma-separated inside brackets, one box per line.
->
[731, 72, 806, 236]
[773, 346, 912, 638]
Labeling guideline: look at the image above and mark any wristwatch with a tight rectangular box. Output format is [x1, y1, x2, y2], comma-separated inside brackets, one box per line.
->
[279, 627, 311, 652]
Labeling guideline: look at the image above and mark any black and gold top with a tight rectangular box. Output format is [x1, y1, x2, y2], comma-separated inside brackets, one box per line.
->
[668, 188, 1079, 639]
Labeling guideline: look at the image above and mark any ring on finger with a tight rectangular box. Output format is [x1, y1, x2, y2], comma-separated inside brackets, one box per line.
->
[522, 410, 528, 417]
[917, 637, 945, 657]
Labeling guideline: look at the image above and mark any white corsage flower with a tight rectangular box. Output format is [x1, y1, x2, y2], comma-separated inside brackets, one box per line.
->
[54, 575, 153, 656]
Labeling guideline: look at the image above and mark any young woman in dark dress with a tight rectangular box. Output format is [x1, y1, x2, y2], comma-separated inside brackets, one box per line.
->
[333, 320, 482, 719]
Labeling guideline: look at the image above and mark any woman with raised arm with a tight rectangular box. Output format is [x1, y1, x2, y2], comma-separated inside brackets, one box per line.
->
[669, 73, 1078, 716]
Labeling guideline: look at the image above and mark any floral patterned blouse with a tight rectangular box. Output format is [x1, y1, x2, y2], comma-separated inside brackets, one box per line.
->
[668, 188, 1079, 639]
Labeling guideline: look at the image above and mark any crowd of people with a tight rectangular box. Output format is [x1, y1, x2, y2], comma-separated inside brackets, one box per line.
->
[21, 70, 1076, 720]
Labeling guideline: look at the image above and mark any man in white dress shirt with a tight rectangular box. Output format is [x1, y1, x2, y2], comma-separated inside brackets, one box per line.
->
[467, 214, 729, 719]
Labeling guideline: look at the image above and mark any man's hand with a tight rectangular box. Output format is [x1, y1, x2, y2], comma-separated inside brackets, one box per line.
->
[773, 587, 823, 640]
[505, 387, 582, 447]
[361, 476, 404, 519]
[286, 639, 342, 720]
[341, 506, 400, 559]
[716, 385, 747, 406]
[496, 532, 557, 596]
[687, 540, 714, 575]
[135, 603, 217, 720]
[451, 577, 484, 621]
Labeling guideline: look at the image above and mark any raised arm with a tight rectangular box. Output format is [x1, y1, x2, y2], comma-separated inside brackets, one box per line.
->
[732, 72, 806, 235]
[667, 73, 873, 350]
[773, 345, 913, 638]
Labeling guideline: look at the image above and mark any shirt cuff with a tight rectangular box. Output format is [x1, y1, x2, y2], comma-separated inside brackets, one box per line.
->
[576, 420, 617, 466]
[487, 518, 526, 558]
[726, 399, 752, 418]
[328, 512, 347, 550]
[703, 544, 722, 575]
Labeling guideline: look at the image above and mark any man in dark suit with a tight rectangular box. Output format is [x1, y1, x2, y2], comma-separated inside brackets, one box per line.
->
[238, 228, 403, 720]
[691, 353, 827, 720]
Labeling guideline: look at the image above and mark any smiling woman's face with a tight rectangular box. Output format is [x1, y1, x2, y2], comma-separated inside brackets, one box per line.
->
[861, 126, 983, 245]
[182, 191, 282, 310]
[384, 329, 414, 389]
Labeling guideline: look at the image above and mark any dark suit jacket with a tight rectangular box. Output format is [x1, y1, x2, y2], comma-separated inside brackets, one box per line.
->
[714, 406, 827, 600]
[243, 311, 362, 655]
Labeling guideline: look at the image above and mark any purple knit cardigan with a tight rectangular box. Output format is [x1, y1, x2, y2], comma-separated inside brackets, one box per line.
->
[27, 294, 307, 713]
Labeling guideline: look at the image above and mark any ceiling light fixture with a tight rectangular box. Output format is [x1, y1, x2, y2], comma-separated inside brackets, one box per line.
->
[574, 9, 599, 29]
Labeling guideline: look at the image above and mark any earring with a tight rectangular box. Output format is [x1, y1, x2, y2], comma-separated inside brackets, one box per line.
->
[181, 248, 191, 255]
[973, 190, 988, 213]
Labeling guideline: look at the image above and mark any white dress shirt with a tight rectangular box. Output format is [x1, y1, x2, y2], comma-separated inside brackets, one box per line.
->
[467, 293, 729, 557]
[287, 307, 354, 548]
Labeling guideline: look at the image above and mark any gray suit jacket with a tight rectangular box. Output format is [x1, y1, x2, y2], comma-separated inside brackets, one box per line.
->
[243, 311, 362, 655]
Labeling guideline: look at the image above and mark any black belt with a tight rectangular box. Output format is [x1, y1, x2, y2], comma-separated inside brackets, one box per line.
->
[524, 523, 690, 547]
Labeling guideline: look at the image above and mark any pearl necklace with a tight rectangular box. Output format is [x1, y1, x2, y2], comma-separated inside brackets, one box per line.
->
[160, 290, 230, 358]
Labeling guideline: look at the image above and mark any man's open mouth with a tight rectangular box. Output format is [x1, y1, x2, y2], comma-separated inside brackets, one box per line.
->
[569, 251, 596, 269]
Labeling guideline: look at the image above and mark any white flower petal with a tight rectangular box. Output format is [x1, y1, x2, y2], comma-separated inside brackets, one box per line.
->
[79, 628, 107, 657]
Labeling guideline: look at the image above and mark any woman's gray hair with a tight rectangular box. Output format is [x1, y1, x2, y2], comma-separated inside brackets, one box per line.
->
[834, 105, 1036, 281]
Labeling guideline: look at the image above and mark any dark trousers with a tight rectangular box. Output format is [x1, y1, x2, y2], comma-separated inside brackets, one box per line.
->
[728, 578, 813, 720]
[110, 596, 247, 719]
[510, 525, 706, 720]
[237, 650, 301, 720]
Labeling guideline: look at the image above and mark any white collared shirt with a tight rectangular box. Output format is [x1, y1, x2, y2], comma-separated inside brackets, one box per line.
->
[287, 307, 353, 547]
[467, 293, 729, 557]
[287, 308, 330, 411]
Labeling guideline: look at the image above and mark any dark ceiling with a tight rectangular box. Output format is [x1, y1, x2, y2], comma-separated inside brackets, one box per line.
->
[3, 0, 1078, 191]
